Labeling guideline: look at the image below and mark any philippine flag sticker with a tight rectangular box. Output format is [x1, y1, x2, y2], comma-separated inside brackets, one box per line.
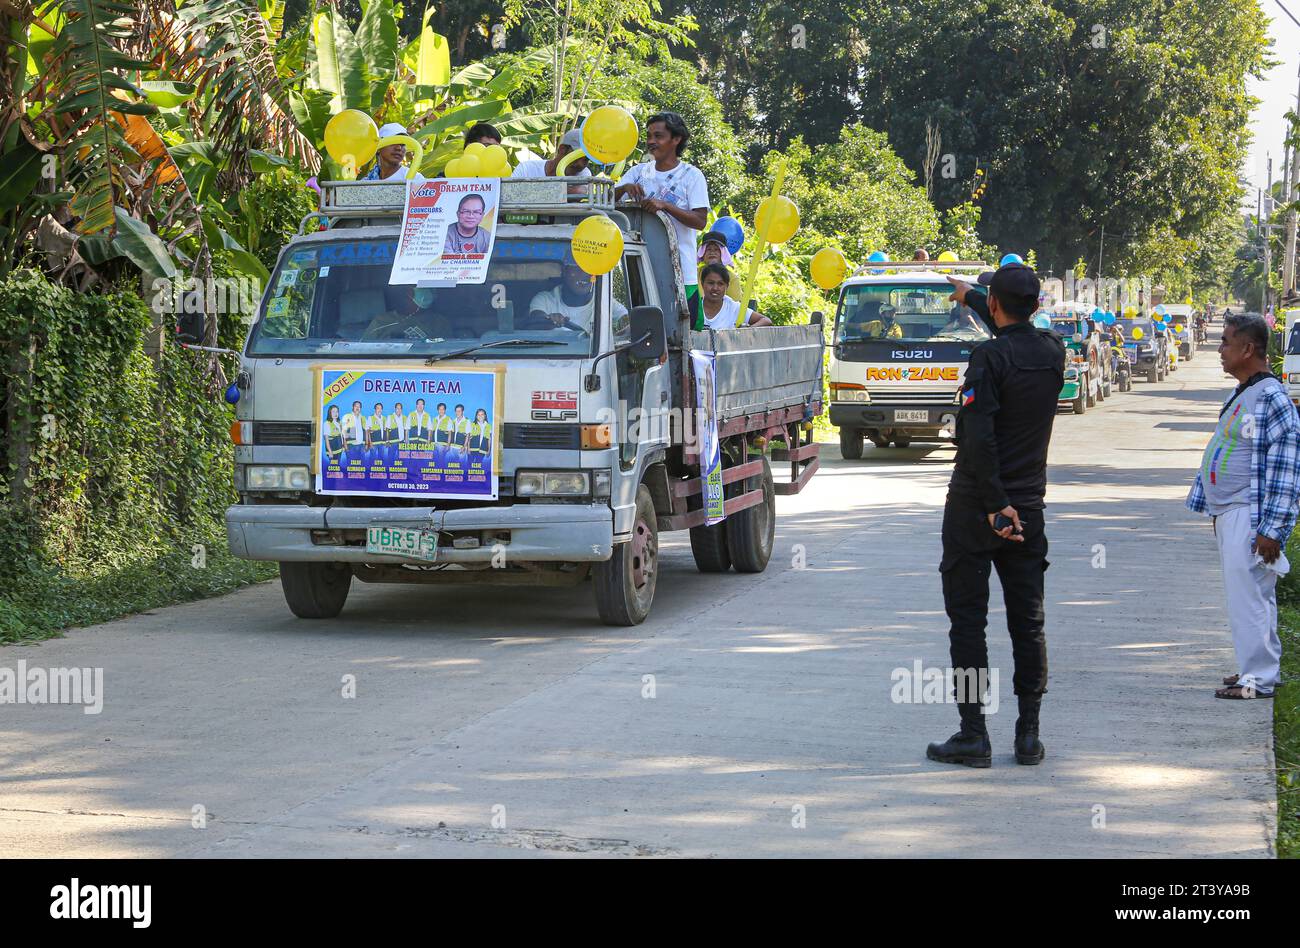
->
[962, 388, 975, 406]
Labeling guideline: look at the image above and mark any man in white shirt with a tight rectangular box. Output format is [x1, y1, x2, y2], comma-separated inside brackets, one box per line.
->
[527, 254, 627, 334]
[614, 112, 709, 295]
[510, 128, 592, 180]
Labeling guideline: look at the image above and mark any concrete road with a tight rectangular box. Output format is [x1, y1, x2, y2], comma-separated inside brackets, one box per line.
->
[0, 333, 1277, 857]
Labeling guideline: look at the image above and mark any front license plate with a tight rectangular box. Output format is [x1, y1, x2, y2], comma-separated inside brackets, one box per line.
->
[366, 525, 438, 562]
[894, 409, 929, 423]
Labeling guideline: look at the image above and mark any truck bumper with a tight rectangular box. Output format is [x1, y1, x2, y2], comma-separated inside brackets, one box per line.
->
[226, 502, 614, 564]
[829, 402, 957, 432]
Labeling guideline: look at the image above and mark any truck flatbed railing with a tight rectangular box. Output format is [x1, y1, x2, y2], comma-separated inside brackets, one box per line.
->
[849, 260, 989, 278]
[313, 176, 617, 230]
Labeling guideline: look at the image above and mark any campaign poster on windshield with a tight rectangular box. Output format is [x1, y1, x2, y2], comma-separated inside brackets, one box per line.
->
[390, 179, 500, 285]
[689, 350, 725, 525]
[315, 364, 503, 500]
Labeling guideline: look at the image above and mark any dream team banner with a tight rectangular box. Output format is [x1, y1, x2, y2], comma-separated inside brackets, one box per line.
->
[315, 364, 503, 500]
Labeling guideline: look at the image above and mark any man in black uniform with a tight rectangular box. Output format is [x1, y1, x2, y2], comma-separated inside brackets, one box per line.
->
[926, 263, 1064, 768]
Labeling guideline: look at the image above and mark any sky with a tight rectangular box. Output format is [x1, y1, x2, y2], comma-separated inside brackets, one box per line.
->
[1244, 0, 1300, 205]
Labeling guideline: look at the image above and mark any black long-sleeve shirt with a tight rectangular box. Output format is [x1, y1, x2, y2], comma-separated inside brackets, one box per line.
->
[948, 291, 1065, 512]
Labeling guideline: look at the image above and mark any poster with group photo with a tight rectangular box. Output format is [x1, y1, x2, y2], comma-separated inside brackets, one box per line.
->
[389, 179, 500, 285]
[315, 364, 503, 500]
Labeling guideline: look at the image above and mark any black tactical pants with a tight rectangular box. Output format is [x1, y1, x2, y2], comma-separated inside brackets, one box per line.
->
[940, 497, 1050, 702]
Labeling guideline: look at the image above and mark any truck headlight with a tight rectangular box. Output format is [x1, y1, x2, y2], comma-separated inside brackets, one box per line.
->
[515, 470, 591, 497]
[244, 465, 311, 490]
[1288, 373, 1300, 384]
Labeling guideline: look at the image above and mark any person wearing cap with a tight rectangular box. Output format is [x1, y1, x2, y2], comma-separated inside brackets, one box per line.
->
[511, 128, 592, 179]
[862, 303, 904, 339]
[925, 262, 1065, 769]
[363, 123, 425, 182]
[614, 111, 709, 298]
[526, 252, 627, 333]
[685, 231, 742, 324]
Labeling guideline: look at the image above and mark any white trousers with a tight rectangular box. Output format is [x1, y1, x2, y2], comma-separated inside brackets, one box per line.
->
[1215, 504, 1285, 694]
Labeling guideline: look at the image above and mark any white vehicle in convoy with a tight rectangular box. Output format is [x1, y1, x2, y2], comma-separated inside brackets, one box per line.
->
[1284, 308, 1300, 407]
[828, 260, 990, 457]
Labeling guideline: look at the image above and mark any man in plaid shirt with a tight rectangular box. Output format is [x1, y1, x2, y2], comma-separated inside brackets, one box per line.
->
[1187, 313, 1300, 698]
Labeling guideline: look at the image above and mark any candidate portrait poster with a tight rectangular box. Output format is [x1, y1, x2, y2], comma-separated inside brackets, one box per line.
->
[315, 364, 503, 500]
[390, 178, 500, 285]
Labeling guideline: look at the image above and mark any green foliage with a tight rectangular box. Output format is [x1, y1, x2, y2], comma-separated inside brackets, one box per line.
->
[733, 127, 940, 265]
[0, 270, 264, 640]
[230, 166, 319, 270]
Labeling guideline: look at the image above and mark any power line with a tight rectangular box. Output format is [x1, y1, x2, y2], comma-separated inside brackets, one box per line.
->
[1276, 0, 1300, 30]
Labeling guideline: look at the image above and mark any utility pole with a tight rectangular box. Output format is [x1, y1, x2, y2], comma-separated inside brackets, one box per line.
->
[1264, 157, 1273, 316]
[1283, 64, 1300, 302]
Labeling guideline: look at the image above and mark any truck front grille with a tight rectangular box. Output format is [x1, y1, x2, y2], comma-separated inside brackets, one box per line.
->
[255, 421, 313, 445]
[502, 423, 580, 450]
[866, 392, 956, 406]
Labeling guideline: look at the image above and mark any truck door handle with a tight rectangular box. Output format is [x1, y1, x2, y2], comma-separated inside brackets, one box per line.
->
[660, 390, 669, 403]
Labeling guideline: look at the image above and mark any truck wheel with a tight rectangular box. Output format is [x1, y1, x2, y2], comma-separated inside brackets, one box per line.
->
[839, 428, 864, 460]
[594, 485, 658, 626]
[1073, 388, 1086, 414]
[689, 521, 731, 572]
[279, 562, 351, 619]
[726, 456, 775, 573]
[892, 435, 912, 448]
[1147, 363, 1159, 384]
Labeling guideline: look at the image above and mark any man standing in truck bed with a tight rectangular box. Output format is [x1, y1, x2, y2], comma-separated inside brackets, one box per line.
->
[927, 263, 1064, 768]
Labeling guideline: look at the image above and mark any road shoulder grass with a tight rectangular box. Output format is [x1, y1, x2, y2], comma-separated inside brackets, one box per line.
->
[0, 547, 276, 645]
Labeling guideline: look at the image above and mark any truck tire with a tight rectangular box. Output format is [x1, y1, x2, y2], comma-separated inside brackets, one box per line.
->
[279, 561, 351, 619]
[1073, 387, 1086, 414]
[689, 521, 731, 572]
[1147, 363, 1159, 384]
[839, 428, 864, 460]
[892, 435, 912, 448]
[594, 485, 658, 626]
[726, 456, 775, 573]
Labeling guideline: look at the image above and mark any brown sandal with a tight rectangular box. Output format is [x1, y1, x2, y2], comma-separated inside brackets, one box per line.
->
[1215, 684, 1271, 699]
[1223, 674, 1239, 687]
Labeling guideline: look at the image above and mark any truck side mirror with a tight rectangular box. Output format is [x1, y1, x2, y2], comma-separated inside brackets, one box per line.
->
[630, 305, 667, 361]
[810, 311, 824, 326]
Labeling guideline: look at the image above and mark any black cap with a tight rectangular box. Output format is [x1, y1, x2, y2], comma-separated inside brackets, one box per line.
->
[698, 230, 727, 246]
[977, 262, 1040, 298]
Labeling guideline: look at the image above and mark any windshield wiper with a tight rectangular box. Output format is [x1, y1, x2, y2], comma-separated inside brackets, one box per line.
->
[424, 337, 570, 365]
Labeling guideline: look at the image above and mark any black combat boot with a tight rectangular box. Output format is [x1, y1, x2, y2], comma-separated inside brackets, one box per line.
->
[926, 702, 992, 768]
[1014, 693, 1045, 765]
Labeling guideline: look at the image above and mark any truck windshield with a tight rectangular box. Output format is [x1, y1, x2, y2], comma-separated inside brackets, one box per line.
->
[836, 283, 990, 343]
[247, 237, 601, 358]
[1119, 319, 1154, 339]
[1050, 320, 1081, 336]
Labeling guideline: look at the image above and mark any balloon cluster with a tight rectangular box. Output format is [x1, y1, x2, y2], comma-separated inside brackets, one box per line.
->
[446, 142, 511, 178]
[323, 109, 424, 179]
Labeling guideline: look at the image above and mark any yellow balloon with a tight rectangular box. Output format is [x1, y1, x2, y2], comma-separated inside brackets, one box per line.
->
[464, 142, 487, 160]
[810, 248, 847, 290]
[1175, 324, 1184, 334]
[937, 250, 959, 262]
[457, 153, 482, 177]
[571, 215, 624, 275]
[483, 144, 508, 169]
[1131, 327, 1144, 340]
[581, 106, 639, 165]
[486, 158, 512, 178]
[324, 110, 379, 169]
[755, 196, 799, 244]
[444, 156, 463, 177]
